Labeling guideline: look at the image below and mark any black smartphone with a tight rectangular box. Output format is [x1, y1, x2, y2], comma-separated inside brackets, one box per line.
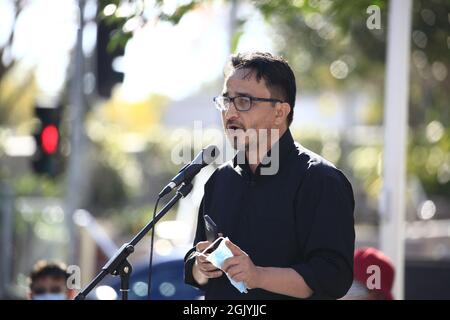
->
[204, 214, 219, 243]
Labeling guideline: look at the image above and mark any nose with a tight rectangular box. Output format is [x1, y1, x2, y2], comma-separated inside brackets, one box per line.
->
[223, 101, 239, 121]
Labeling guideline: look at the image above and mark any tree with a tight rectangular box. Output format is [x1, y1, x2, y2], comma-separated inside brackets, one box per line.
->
[96, 0, 450, 208]
[0, 0, 34, 127]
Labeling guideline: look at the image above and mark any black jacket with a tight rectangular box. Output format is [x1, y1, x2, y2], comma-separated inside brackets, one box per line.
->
[184, 129, 355, 299]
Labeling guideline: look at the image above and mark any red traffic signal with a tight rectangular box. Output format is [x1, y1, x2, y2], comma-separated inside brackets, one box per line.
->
[31, 106, 63, 177]
[41, 124, 59, 155]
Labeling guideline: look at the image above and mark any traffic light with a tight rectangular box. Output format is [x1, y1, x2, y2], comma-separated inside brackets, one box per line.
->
[31, 106, 63, 177]
[96, 21, 124, 98]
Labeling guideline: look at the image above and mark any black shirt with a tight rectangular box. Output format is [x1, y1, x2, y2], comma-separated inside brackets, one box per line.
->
[184, 129, 355, 300]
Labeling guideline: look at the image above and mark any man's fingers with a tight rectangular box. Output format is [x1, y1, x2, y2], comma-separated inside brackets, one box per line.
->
[196, 239, 247, 281]
[196, 254, 219, 272]
[196, 254, 210, 263]
[225, 239, 244, 256]
[222, 256, 240, 272]
[226, 265, 242, 279]
[196, 240, 211, 252]
[231, 273, 245, 283]
[199, 261, 220, 272]
[202, 269, 223, 278]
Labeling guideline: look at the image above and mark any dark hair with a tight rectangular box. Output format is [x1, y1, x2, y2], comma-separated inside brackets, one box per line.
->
[225, 52, 297, 126]
[29, 260, 69, 289]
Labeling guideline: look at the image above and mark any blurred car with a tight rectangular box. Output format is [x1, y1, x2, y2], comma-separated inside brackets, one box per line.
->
[88, 249, 204, 300]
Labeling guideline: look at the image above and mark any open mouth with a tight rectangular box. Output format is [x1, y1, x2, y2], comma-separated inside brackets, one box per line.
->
[226, 123, 245, 131]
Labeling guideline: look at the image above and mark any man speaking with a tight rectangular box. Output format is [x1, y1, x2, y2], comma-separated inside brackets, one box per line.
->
[184, 52, 355, 300]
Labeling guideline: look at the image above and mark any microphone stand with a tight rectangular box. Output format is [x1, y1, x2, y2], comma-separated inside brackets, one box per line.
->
[74, 182, 193, 300]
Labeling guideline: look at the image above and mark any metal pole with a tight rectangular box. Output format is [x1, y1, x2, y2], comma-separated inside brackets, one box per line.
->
[65, 0, 87, 265]
[380, 0, 413, 300]
[0, 183, 13, 298]
[228, 0, 238, 54]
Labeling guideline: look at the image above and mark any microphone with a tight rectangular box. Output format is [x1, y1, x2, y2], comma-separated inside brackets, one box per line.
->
[158, 145, 220, 198]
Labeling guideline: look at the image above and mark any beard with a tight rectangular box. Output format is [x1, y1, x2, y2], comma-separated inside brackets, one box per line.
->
[225, 128, 250, 152]
[225, 127, 280, 165]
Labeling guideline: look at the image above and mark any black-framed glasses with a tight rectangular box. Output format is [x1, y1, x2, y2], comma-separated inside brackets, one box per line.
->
[213, 95, 284, 112]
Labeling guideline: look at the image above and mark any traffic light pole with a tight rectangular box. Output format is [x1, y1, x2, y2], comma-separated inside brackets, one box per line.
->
[65, 0, 87, 265]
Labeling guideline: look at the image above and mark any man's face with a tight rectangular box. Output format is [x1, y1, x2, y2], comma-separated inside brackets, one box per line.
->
[30, 276, 69, 300]
[221, 68, 280, 152]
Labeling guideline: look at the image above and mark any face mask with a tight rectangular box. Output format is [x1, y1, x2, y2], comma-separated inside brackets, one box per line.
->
[204, 237, 248, 294]
[33, 293, 66, 300]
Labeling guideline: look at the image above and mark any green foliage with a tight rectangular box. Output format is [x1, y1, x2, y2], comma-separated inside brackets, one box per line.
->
[230, 29, 244, 54]
[158, 0, 201, 24]
[13, 174, 63, 197]
[86, 155, 128, 213]
[107, 27, 133, 53]
[409, 124, 450, 197]
[108, 203, 178, 236]
[92, 0, 450, 211]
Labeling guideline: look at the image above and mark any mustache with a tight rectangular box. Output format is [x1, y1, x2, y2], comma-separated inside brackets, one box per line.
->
[225, 120, 246, 131]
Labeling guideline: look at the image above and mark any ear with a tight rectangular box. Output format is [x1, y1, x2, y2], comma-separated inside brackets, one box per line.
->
[274, 102, 291, 126]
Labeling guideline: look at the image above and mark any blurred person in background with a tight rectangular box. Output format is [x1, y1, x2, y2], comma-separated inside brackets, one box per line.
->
[341, 247, 395, 300]
[28, 260, 75, 300]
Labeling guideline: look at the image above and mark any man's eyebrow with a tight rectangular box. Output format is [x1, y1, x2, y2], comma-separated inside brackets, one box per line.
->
[221, 91, 252, 97]
[235, 91, 252, 97]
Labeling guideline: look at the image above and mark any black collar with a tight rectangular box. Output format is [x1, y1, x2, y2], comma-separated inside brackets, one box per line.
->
[232, 129, 296, 179]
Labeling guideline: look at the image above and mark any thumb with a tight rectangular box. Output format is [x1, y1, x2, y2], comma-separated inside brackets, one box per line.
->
[225, 239, 244, 256]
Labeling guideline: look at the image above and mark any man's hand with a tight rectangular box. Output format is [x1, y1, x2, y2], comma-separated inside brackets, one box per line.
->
[192, 240, 223, 285]
[222, 239, 261, 289]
